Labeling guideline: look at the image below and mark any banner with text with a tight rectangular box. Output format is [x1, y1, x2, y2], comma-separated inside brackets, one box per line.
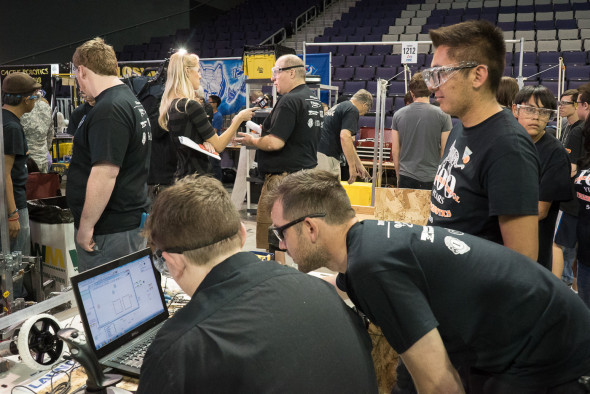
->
[0, 64, 58, 101]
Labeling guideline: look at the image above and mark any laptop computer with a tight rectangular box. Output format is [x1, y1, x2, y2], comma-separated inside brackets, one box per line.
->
[70, 248, 169, 377]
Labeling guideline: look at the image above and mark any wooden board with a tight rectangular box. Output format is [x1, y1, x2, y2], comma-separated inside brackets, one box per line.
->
[374, 187, 430, 225]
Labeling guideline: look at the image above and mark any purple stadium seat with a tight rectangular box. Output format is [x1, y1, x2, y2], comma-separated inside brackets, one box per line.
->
[306, 46, 320, 54]
[355, 67, 376, 80]
[496, 21, 515, 31]
[366, 81, 378, 95]
[365, 55, 385, 67]
[391, 96, 404, 113]
[373, 45, 393, 56]
[540, 81, 560, 96]
[538, 65, 560, 80]
[538, 52, 561, 65]
[514, 21, 535, 30]
[345, 55, 366, 68]
[387, 81, 406, 96]
[332, 55, 345, 67]
[504, 65, 513, 76]
[568, 66, 590, 80]
[555, 20, 577, 29]
[536, 20, 555, 30]
[358, 116, 375, 128]
[383, 55, 398, 68]
[562, 52, 588, 66]
[333, 67, 355, 81]
[376, 67, 399, 80]
[569, 80, 590, 90]
[444, 15, 462, 24]
[216, 48, 232, 58]
[355, 45, 374, 56]
[506, 52, 514, 65]
[344, 80, 367, 95]
[332, 80, 344, 93]
[338, 45, 356, 56]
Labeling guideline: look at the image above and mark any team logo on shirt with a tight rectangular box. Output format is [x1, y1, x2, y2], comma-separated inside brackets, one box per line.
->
[446, 229, 464, 236]
[444, 236, 470, 255]
[420, 226, 435, 243]
[431, 141, 465, 215]
[308, 118, 314, 128]
[462, 146, 472, 164]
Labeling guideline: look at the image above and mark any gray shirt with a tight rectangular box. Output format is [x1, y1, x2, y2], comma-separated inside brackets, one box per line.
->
[392, 102, 452, 182]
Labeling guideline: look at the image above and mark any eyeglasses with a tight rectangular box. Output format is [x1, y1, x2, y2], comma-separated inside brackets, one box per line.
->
[516, 104, 557, 121]
[153, 249, 171, 277]
[271, 65, 305, 77]
[559, 100, 575, 106]
[421, 62, 480, 89]
[270, 213, 326, 242]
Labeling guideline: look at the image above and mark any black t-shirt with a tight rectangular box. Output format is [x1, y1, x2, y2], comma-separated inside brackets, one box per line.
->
[318, 100, 359, 159]
[536, 132, 572, 269]
[259, 84, 323, 174]
[560, 120, 585, 215]
[137, 252, 378, 394]
[429, 109, 540, 244]
[2, 109, 28, 209]
[66, 84, 151, 234]
[167, 98, 215, 178]
[66, 102, 93, 136]
[337, 220, 590, 388]
[575, 169, 590, 266]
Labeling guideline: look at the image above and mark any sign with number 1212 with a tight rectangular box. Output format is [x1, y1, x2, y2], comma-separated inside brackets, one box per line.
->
[401, 42, 418, 64]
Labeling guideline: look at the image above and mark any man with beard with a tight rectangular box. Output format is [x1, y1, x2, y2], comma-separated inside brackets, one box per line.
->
[268, 169, 590, 393]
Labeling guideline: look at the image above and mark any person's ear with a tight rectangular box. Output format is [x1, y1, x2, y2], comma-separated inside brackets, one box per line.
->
[162, 251, 187, 278]
[239, 223, 247, 248]
[471, 64, 489, 89]
[304, 217, 320, 244]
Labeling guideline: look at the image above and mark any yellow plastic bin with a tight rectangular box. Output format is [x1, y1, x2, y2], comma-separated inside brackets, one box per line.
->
[341, 181, 372, 206]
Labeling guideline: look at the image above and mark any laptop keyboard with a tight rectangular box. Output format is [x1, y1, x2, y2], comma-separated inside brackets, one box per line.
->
[110, 332, 157, 369]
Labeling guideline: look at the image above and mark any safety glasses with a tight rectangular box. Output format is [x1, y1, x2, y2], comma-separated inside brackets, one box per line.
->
[516, 104, 557, 121]
[421, 62, 480, 89]
[270, 213, 326, 243]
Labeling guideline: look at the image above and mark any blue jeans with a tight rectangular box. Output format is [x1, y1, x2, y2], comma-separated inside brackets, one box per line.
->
[562, 246, 576, 285]
[74, 227, 146, 273]
[578, 263, 590, 309]
[0, 208, 30, 298]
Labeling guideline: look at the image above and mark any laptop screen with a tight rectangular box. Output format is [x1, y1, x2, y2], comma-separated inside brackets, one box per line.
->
[71, 249, 169, 357]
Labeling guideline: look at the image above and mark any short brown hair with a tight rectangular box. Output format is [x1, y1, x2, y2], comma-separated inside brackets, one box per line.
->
[145, 175, 242, 265]
[578, 83, 590, 104]
[429, 20, 505, 94]
[496, 76, 519, 107]
[266, 170, 355, 224]
[409, 72, 430, 98]
[73, 37, 119, 76]
[562, 89, 579, 102]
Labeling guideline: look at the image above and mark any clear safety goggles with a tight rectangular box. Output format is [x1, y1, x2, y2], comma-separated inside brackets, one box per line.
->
[421, 62, 480, 89]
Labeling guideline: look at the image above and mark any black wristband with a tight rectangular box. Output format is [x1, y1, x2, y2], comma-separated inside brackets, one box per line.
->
[8, 209, 18, 218]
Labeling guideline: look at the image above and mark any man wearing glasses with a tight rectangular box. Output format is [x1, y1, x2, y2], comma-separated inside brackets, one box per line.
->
[268, 170, 590, 393]
[425, 21, 540, 261]
[553, 89, 584, 285]
[512, 85, 572, 270]
[237, 54, 323, 251]
[138, 175, 378, 393]
[67, 37, 151, 272]
[1, 72, 41, 282]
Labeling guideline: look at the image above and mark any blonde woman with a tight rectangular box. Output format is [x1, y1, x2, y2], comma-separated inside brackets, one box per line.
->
[159, 51, 255, 178]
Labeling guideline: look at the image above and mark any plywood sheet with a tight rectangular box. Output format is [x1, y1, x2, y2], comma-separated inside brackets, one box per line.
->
[374, 187, 430, 225]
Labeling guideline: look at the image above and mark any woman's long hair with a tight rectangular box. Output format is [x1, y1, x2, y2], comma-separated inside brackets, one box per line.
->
[158, 51, 200, 131]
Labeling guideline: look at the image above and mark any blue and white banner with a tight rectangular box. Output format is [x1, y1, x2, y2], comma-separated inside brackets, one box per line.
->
[200, 58, 246, 116]
[299, 53, 331, 103]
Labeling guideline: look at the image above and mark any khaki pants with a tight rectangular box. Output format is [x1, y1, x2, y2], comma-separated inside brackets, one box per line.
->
[316, 152, 341, 180]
